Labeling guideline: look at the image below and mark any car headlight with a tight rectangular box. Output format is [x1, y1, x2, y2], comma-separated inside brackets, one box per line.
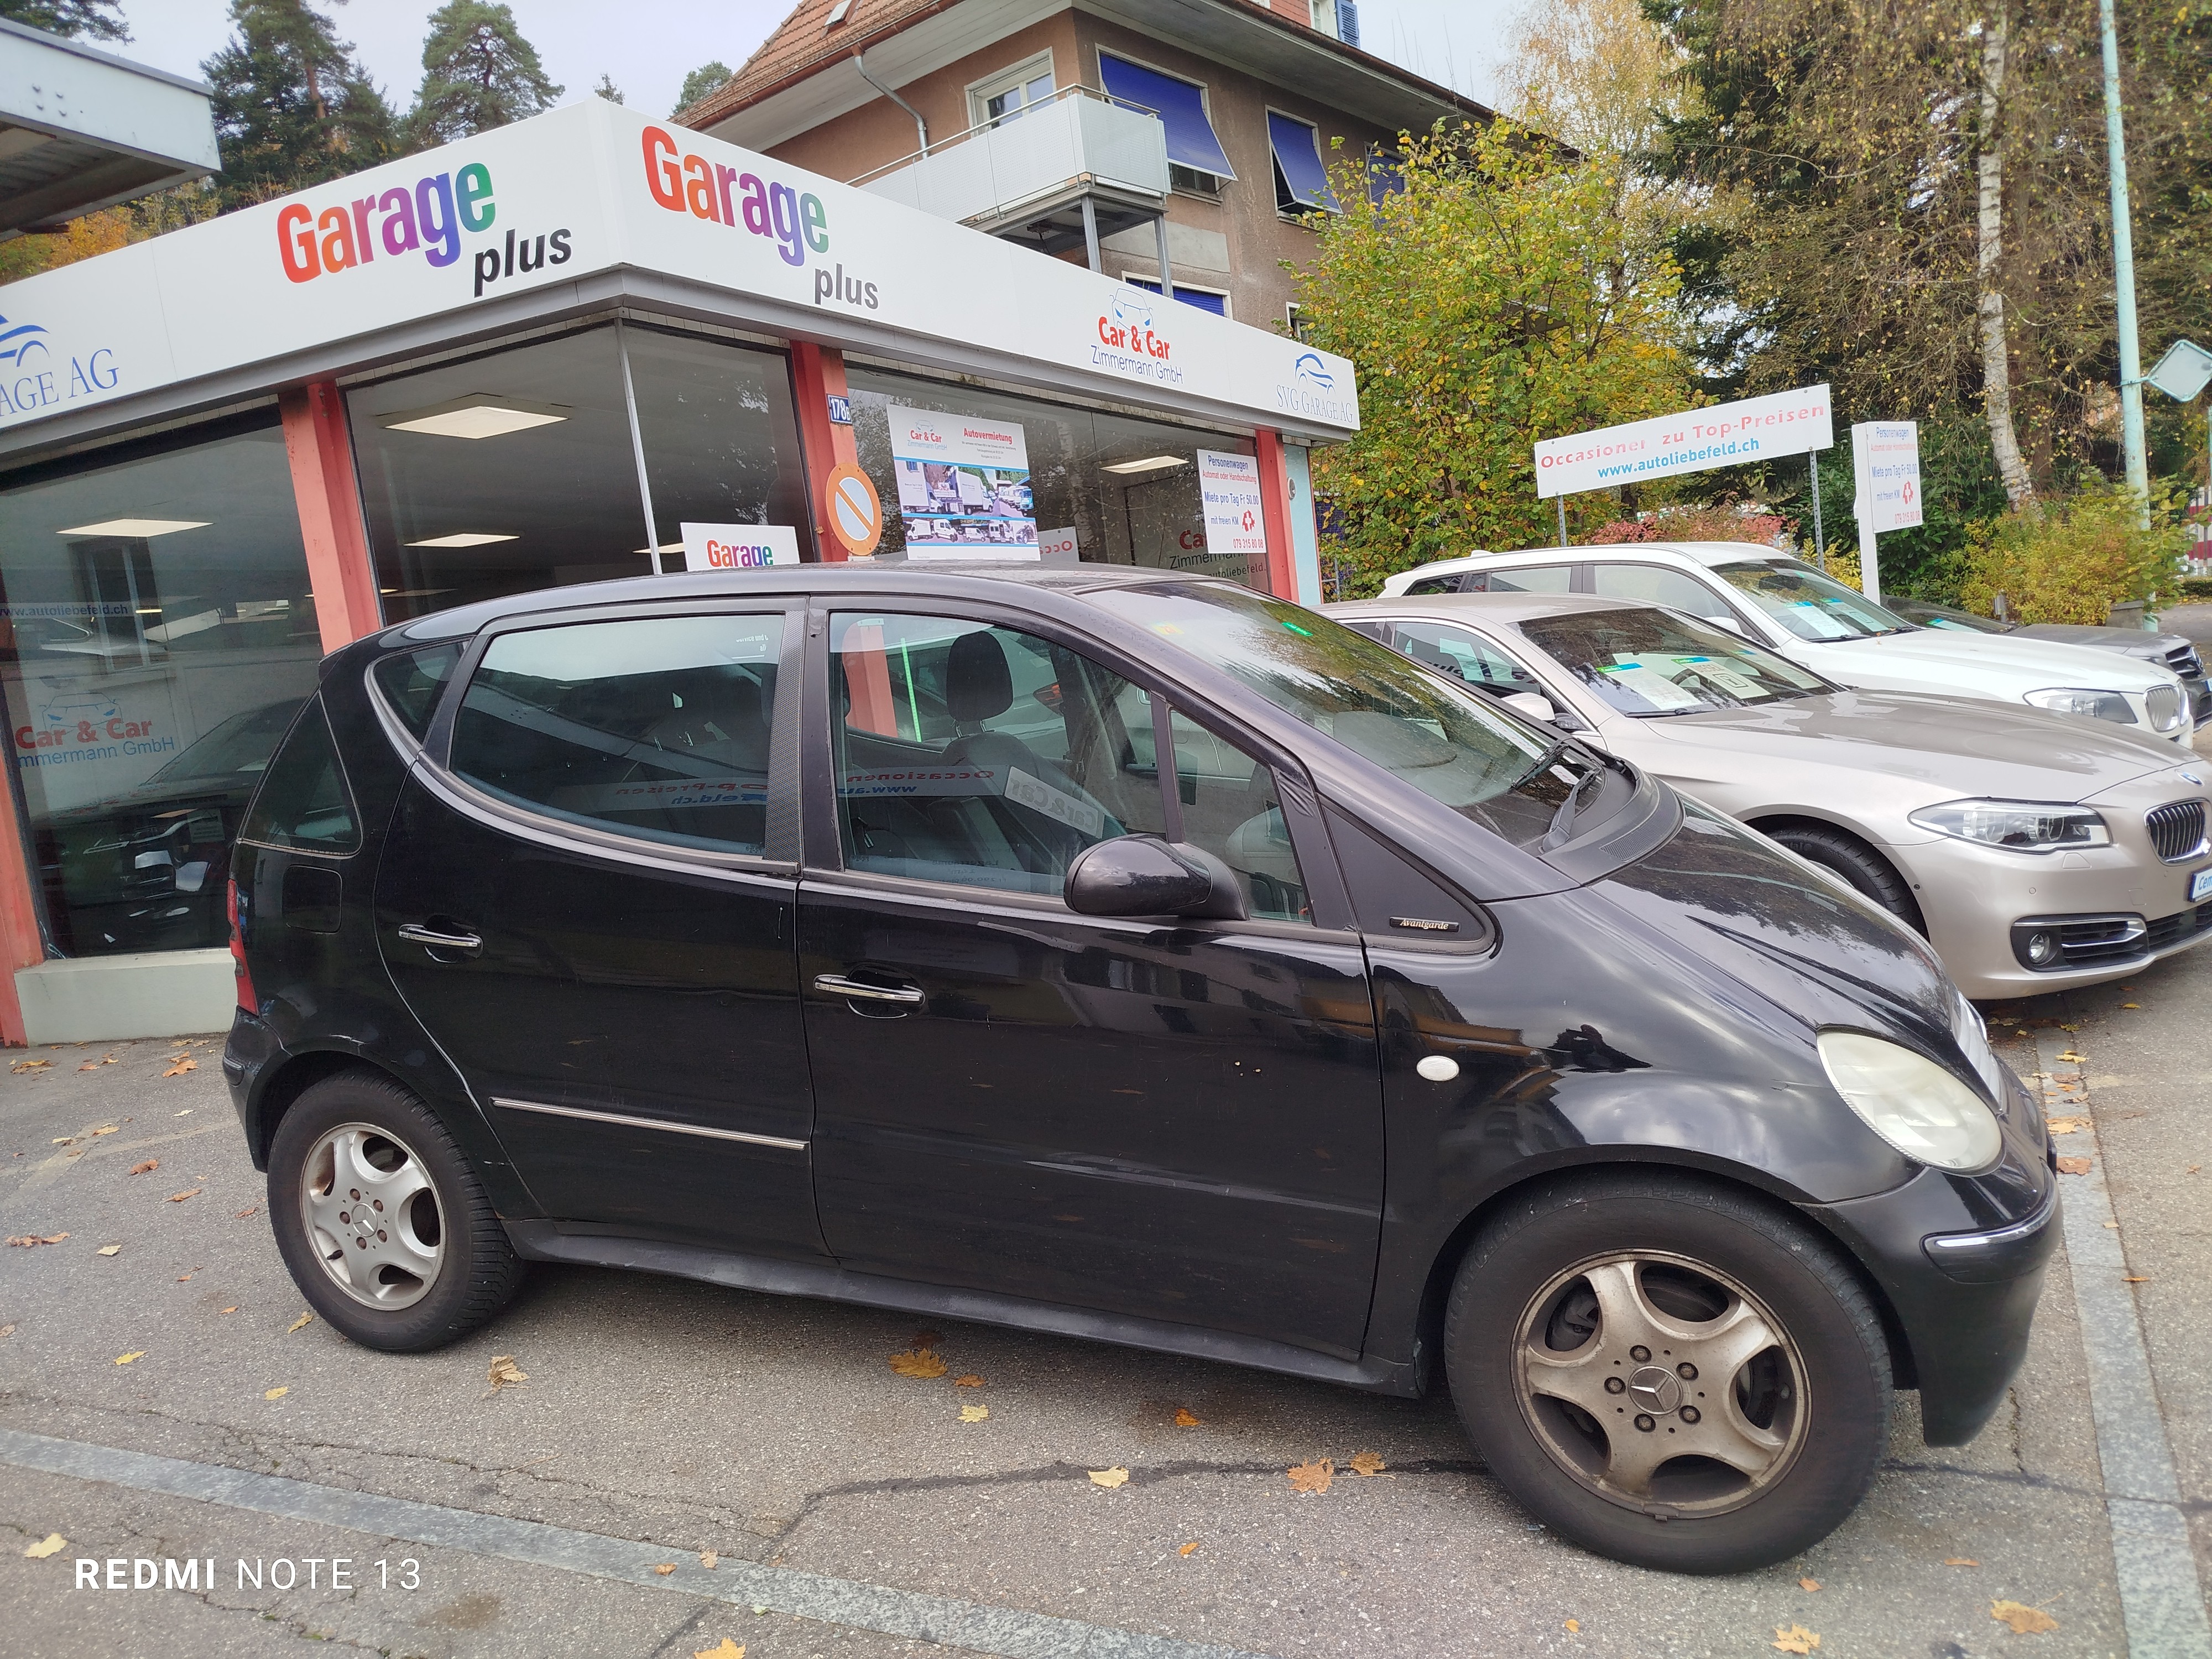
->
[2025, 687, 2137, 724]
[1817, 1030, 2002, 1172]
[1907, 799, 2110, 851]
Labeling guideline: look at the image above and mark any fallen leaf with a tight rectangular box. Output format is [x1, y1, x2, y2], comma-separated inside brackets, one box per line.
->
[50, 1136, 74, 1146]
[1771, 1625, 1820, 1654]
[286, 1312, 314, 1334]
[653, 1563, 676, 1575]
[2056, 1050, 2085, 1063]
[11, 1058, 49, 1072]
[234, 1206, 258, 1219]
[2125, 1275, 2151, 1284]
[1991, 1600, 2058, 1635]
[128, 1159, 158, 1175]
[699, 1551, 718, 1569]
[176, 1274, 191, 1282]
[959, 1402, 990, 1422]
[9, 1232, 69, 1246]
[168, 1188, 202, 1203]
[0, 1324, 14, 1336]
[91, 1124, 117, 1135]
[2047, 1117, 2089, 1135]
[220, 1307, 237, 1314]
[693, 1641, 745, 1659]
[1944, 1557, 1979, 1566]
[1799, 1577, 1821, 1592]
[163, 1060, 197, 1077]
[1179, 1541, 1199, 1556]
[23, 1533, 65, 1558]
[1088, 1466, 1130, 1489]
[1174, 1407, 1202, 1427]
[96, 1244, 121, 1256]
[487, 1355, 528, 1391]
[2121, 1003, 2140, 1009]
[2057, 1156, 2093, 1175]
[115, 1350, 144, 1365]
[1349, 1451, 1387, 1477]
[264, 1386, 288, 1400]
[889, 1348, 947, 1379]
[953, 1374, 984, 1388]
[1287, 1458, 1335, 1494]
[173, 1108, 191, 1116]
[1564, 1618, 1580, 1632]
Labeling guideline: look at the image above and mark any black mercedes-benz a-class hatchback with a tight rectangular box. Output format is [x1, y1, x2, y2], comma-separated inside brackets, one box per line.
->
[223, 565, 2056, 1573]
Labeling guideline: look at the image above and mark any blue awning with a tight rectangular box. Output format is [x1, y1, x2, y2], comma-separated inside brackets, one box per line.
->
[1126, 276, 1227, 316]
[1268, 113, 1338, 212]
[1098, 55, 1236, 179]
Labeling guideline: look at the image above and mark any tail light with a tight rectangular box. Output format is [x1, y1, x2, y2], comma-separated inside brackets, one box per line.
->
[227, 876, 256, 1013]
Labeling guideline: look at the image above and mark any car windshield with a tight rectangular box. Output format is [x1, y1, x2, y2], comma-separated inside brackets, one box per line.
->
[1517, 606, 1831, 717]
[1908, 603, 2011, 635]
[1090, 582, 1623, 849]
[1712, 560, 1916, 641]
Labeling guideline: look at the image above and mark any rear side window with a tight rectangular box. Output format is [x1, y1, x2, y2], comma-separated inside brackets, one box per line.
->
[1383, 620, 1541, 693]
[238, 696, 361, 854]
[1589, 562, 1738, 623]
[451, 614, 783, 856]
[372, 645, 461, 740]
[1485, 563, 1577, 594]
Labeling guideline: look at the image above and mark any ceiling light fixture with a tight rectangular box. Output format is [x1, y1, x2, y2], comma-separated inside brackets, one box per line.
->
[405, 532, 519, 547]
[57, 518, 209, 538]
[379, 395, 571, 440]
[1100, 456, 1187, 474]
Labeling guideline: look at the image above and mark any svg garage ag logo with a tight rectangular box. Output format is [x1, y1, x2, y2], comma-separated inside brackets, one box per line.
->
[276, 160, 573, 298]
[0, 309, 119, 419]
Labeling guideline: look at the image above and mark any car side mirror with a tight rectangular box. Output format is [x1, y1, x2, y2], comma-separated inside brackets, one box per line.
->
[1501, 691, 1555, 722]
[1065, 836, 1248, 921]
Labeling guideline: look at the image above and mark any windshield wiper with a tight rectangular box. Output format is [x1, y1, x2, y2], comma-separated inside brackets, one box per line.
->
[1542, 765, 1604, 851]
[1514, 738, 1571, 790]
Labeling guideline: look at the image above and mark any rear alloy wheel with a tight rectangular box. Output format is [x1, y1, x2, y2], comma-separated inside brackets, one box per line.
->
[268, 1070, 524, 1352]
[1446, 1175, 1891, 1573]
[1762, 822, 1922, 931]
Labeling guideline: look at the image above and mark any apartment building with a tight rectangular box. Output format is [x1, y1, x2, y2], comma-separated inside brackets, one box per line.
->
[680, 0, 1490, 332]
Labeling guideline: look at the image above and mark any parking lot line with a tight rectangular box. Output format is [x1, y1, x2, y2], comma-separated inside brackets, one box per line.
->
[2038, 1030, 2212, 1658]
[0, 1425, 1267, 1659]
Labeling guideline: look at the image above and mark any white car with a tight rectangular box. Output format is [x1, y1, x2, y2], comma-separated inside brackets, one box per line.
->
[1380, 541, 2195, 742]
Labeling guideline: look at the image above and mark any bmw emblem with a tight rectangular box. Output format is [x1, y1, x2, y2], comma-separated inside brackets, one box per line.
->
[2185, 770, 2204, 786]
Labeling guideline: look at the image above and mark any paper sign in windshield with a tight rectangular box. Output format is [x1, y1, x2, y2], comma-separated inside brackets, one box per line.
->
[886, 403, 1039, 559]
[1601, 662, 1704, 710]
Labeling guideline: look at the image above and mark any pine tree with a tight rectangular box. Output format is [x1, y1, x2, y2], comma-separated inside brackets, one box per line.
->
[592, 74, 623, 105]
[674, 61, 732, 118]
[202, 0, 396, 210]
[0, 0, 127, 41]
[409, 1, 562, 146]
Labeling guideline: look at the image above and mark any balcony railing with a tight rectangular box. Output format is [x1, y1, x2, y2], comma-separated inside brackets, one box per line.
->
[854, 86, 1168, 244]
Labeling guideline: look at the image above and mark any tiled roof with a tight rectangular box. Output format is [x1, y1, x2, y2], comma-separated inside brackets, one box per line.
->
[679, 0, 953, 129]
[677, 0, 1483, 133]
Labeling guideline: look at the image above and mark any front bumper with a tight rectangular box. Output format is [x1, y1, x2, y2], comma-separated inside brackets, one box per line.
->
[1803, 1066, 2058, 1446]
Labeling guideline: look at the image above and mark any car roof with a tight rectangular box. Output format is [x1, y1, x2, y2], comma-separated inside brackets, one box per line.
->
[372, 560, 1199, 648]
[1331, 591, 1652, 627]
[1417, 541, 1794, 571]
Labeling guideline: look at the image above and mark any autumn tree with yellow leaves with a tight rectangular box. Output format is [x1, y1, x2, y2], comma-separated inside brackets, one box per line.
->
[1289, 121, 1692, 591]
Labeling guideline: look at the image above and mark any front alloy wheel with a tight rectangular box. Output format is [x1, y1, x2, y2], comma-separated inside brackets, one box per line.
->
[1446, 1173, 1890, 1573]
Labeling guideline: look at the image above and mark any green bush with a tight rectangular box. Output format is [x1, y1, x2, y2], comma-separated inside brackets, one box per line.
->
[1957, 479, 2193, 625]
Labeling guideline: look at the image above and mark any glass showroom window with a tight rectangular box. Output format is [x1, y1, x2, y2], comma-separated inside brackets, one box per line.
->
[0, 415, 322, 956]
[842, 364, 1262, 589]
[625, 326, 811, 565]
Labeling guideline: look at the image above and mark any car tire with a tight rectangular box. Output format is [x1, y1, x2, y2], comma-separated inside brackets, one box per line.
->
[1761, 822, 1922, 930]
[267, 1068, 524, 1353]
[1443, 1172, 1891, 1574]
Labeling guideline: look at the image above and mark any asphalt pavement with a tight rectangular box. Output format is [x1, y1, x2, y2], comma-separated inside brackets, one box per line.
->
[3, 937, 2208, 1656]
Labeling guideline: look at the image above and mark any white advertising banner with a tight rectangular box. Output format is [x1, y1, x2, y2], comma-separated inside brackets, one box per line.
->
[1198, 449, 1266, 567]
[0, 100, 1357, 441]
[1533, 384, 1834, 499]
[1850, 421, 1923, 533]
[677, 523, 799, 571]
[885, 403, 1037, 558]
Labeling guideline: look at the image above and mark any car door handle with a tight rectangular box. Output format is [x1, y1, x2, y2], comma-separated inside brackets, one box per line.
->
[397, 922, 483, 957]
[812, 973, 924, 1006]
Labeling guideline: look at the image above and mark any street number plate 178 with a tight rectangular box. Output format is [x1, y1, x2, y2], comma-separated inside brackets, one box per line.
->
[2192, 867, 2212, 904]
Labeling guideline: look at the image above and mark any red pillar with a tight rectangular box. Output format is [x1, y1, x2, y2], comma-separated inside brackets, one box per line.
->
[1254, 430, 1298, 600]
[791, 342, 862, 560]
[0, 780, 43, 1044]
[280, 380, 383, 652]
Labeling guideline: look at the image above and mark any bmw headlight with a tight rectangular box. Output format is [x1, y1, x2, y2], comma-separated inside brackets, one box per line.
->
[1908, 799, 2110, 852]
[1817, 1030, 2003, 1172]
[2025, 687, 2137, 724]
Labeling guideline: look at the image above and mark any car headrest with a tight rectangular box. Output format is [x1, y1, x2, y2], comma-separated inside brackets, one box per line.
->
[945, 630, 1013, 724]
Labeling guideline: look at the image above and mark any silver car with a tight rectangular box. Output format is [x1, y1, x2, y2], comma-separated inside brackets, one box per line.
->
[1329, 591, 2212, 1000]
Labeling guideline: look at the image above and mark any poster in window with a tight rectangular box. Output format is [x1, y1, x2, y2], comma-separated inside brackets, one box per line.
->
[884, 401, 1039, 559]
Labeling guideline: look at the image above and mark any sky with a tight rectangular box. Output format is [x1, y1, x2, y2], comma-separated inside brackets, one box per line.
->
[113, 0, 1521, 124]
